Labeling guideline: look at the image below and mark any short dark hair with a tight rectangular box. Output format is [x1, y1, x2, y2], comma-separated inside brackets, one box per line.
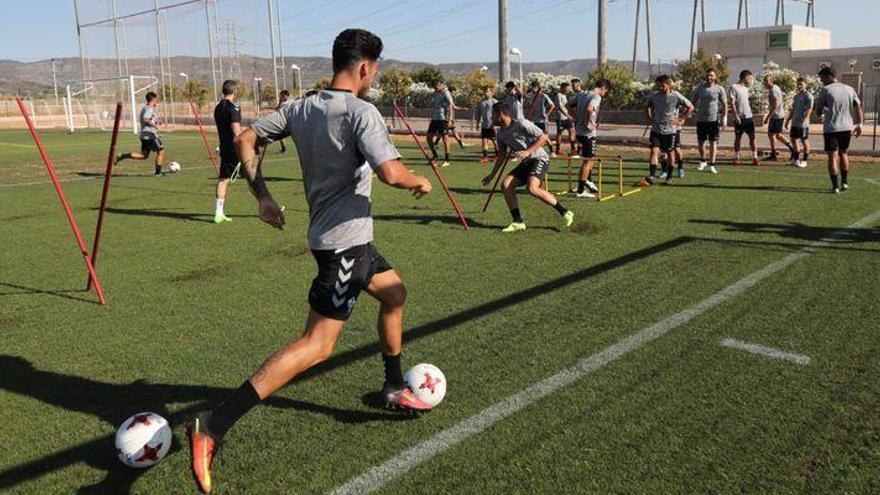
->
[706, 68, 717, 75]
[595, 79, 612, 91]
[560, 82, 570, 89]
[504, 81, 516, 89]
[492, 101, 510, 115]
[818, 66, 836, 78]
[332, 29, 383, 73]
[221, 80, 237, 96]
[655, 74, 672, 85]
[145, 92, 157, 103]
[279, 89, 290, 97]
[739, 69, 753, 81]
[448, 84, 457, 92]
[570, 78, 581, 84]
[796, 77, 806, 84]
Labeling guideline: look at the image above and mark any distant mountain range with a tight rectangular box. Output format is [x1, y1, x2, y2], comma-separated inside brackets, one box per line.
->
[0, 55, 672, 96]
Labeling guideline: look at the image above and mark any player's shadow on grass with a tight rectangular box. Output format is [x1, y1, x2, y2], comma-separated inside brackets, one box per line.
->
[690, 219, 880, 244]
[373, 213, 557, 232]
[97, 207, 257, 224]
[0, 282, 97, 304]
[673, 183, 827, 194]
[0, 355, 409, 494]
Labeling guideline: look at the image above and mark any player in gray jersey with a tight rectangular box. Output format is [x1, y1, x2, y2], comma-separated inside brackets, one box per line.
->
[567, 79, 611, 197]
[115, 91, 166, 176]
[426, 81, 453, 167]
[525, 81, 556, 156]
[446, 85, 469, 150]
[815, 66, 864, 193]
[553, 82, 575, 157]
[477, 86, 498, 163]
[644, 75, 693, 184]
[762, 74, 796, 161]
[784, 77, 814, 168]
[690, 69, 727, 174]
[729, 70, 760, 166]
[188, 29, 436, 493]
[481, 101, 574, 233]
[504, 80, 525, 120]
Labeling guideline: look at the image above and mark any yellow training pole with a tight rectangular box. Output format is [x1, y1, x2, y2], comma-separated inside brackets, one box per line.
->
[619, 156, 624, 196]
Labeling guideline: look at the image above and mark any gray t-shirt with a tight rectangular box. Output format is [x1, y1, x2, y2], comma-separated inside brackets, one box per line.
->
[574, 90, 601, 138]
[139, 105, 158, 139]
[646, 90, 691, 135]
[496, 119, 550, 163]
[790, 91, 814, 128]
[691, 84, 727, 122]
[768, 84, 785, 119]
[477, 97, 497, 129]
[815, 82, 862, 133]
[432, 89, 453, 121]
[729, 83, 753, 119]
[505, 93, 524, 121]
[555, 93, 570, 122]
[527, 92, 553, 123]
[251, 89, 400, 250]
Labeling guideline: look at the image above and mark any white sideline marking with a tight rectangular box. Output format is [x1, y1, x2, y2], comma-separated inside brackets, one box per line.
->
[720, 338, 811, 365]
[331, 208, 880, 495]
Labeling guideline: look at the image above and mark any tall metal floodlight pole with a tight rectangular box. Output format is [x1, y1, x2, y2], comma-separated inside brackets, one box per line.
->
[267, 0, 280, 102]
[51, 59, 59, 106]
[72, 0, 87, 81]
[598, 0, 607, 65]
[645, 0, 653, 75]
[689, 0, 707, 59]
[499, 0, 510, 83]
[275, 0, 287, 90]
[738, 0, 750, 29]
[205, 0, 218, 101]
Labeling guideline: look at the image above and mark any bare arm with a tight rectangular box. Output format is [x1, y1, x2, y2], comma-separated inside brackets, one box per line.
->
[234, 128, 284, 229]
[854, 102, 865, 138]
[482, 152, 509, 185]
[231, 122, 243, 137]
[375, 160, 432, 197]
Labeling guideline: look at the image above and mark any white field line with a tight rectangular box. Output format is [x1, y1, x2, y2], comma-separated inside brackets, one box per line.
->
[720, 338, 811, 365]
[331, 208, 880, 495]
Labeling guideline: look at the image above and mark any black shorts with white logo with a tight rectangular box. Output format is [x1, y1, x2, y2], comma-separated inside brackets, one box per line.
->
[509, 157, 549, 184]
[427, 120, 448, 135]
[649, 131, 676, 153]
[219, 157, 239, 180]
[768, 117, 785, 134]
[790, 126, 809, 141]
[556, 120, 573, 131]
[480, 127, 496, 139]
[309, 243, 392, 321]
[734, 118, 756, 136]
[696, 121, 720, 142]
[576, 135, 598, 158]
[823, 131, 852, 153]
[534, 122, 547, 133]
[140, 135, 164, 155]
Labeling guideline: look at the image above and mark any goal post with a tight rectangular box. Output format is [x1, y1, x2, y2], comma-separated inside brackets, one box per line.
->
[64, 75, 158, 134]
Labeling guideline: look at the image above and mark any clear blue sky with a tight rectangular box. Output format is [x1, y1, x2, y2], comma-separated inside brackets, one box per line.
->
[3, 0, 878, 65]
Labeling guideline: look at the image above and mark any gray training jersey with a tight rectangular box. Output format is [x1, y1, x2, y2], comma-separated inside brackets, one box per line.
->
[768, 84, 785, 119]
[790, 91, 814, 128]
[573, 90, 601, 138]
[729, 84, 753, 120]
[432, 89, 453, 121]
[477, 97, 497, 129]
[496, 119, 550, 163]
[646, 90, 692, 135]
[505, 93, 524, 121]
[527, 92, 553, 123]
[555, 93, 570, 122]
[139, 105, 159, 139]
[691, 84, 727, 122]
[251, 89, 401, 251]
[815, 82, 862, 133]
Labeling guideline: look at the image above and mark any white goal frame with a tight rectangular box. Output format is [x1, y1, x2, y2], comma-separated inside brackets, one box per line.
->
[64, 75, 158, 134]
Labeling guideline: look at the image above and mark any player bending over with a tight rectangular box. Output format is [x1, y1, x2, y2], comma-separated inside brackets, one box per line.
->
[482, 101, 574, 233]
[763, 74, 796, 162]
[115, 91, 165, 176]
[784, 77, 813, 168]
[644, 75, 693, 184]
[570, 79, 612, 198]
[188, 29, 434, 494]
[815, 66, 863, 193]
[477, 86, 498, 163]
[691, 68, 727, 174]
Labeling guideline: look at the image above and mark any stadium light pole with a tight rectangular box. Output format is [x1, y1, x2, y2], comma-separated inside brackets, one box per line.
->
[509, 47, 523, 85]
[598, 0, 607, 65]
[254, 76, 263, 116]
[51, 58, 59, 106]
[290, 64, 302, 98]
[498, 0, 510, 83]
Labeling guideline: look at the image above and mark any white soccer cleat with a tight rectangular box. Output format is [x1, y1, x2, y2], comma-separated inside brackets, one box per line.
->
[550, 152, 557, 158]
[790, 158, 800, 166]
[797, 160, 807, 168]
[697, 161, 708, 171]
[585, 180, 599, 193]
[842, 182, 849, 191]
[574, 190, 596, 199]
[709, 165, 718, 174]
[832, 187, 840, 194]
[659, 171, 668, 180]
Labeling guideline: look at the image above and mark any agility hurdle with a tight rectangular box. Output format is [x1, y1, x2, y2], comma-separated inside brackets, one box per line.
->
[596, 156, 642, 202]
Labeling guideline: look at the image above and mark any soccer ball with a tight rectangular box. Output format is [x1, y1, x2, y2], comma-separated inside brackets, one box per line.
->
[115, 412, 172, 468]
[167, 162, 181, 173]
[404, 363, 446, 408]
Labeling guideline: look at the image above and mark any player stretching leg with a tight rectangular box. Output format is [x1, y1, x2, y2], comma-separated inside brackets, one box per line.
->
[645, 75, 693, 185]
[427, 81, 453, 167]
[553, 82, 575, 157]
[477, 87, 498, 163]
[691, 68, 727, 174]
[212, 80, 243, 224]
[188, 29, 434, 494]
[815, 67, 864, 193]
[763, 74, 796, 162]
[571, 79, 611, 197]
[729, 70, 760, 166]
[784, 77, 814, 168]
[482, 102, 574, 233]
[115, 92, 165, 176]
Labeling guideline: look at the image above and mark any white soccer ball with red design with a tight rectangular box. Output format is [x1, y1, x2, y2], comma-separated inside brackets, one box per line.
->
[404, 363, 446, 408]
[115, 412, 172, 468]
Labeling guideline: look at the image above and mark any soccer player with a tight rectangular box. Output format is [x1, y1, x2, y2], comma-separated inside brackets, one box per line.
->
[212, 80, 243, 224]
[570, 79, 611, 198]
[481, 101, 574, 233]
[553, 82, 575, 157]
[730, 70, 760, 166]
[503, 80, 525, 121]
[426, 81, 453, 167]
[276, 90, 291, 154]
[690, 68, 728, 174]
[188, 29, 434, 493]
[115, 92, 165, 176]
[645, 75, 693, 184]
[446, 85, 468, 149]
[814, 66, 864, 193]
[477, 86, 498, 163]
[525, 81, 556, 155]
[784, 77, 813, 168]
[763, 74, 796, 161]
[569, 78, 584, 157]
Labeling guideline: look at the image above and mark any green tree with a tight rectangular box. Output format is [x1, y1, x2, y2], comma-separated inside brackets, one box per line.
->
[184, 79, 211, 109]
[379, 68, 412, 105]
[410, 66, 444, 86]
[313, 76, 332, 90]
[675, 49, 730, 100]
[458, 69, 497, 107]
[585, 63, 639, 109]
[261, 83, 277, 104]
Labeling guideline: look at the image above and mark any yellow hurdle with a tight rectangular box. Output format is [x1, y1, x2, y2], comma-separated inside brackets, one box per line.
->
[618, 156, 643, 198]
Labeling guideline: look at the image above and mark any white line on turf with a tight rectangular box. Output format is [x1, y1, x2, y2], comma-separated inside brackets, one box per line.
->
[720, 338, 811, 365]
[331, 208, 880, 495]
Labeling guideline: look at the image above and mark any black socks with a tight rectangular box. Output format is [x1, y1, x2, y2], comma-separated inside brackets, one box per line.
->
[841, 170, 848, 185]
[553, 201, 568, 216]
[382, 353, 404, 388]
[578, 180, 587, 194]
[209, 380, 261, 440]
[649, 164, 657, 177]
[830, 174, 840, 189]
[511, 208, 523, 223]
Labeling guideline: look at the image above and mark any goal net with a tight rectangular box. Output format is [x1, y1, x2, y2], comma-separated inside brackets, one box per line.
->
[64, 75, 158, 133]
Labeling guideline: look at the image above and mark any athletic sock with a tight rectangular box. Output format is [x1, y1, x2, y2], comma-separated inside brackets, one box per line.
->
[444, 154, 449, 162]
[215, 198, 225, 216]
[676, 160, 683, 170]
[577, 180, 587, 194]
[752, 151, 759, 159]
[804, 152, 809, 161]
[154, 165, 162, 175]
[841, 170, 848, 185]
[382, 353, 404, 388]
[208, 380, 261, 439]
[511, 208, 523, 223]
[482, 150, 488, 158]
[830, 174, 840, 189]
[552, 201, 568, 216]
[649, 164, 657, 177]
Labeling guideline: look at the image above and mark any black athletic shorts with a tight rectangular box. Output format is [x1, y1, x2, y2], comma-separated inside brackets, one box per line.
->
[140, 135, 164, 155]
[823, 131, 852, 153]
[674, 130, 682, 149]
[219, 157, 239, 180]
[576, 135, 598, 158]
[535, 122, 547, 133]
[790, 126, 809, 141]
[308, 243, 392, 321]
[696, 121, 720, 142]
[734, 118, 756, 136]
[509, 157, 549, 184]
[768, 117, 785, 134]
[480, 127, 496, 139]
[427, 120, 448, 135]
[557, 120, 573, 131]
[649, 131, 676, 153]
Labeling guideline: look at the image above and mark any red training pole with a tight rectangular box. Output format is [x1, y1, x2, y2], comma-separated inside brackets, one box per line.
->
[15, 98, 106, 305]
[390, 101, 471, 232]
[482, 152, 514, 213]
[188, 98, 220, 177]
[86, 102, 122, 291]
